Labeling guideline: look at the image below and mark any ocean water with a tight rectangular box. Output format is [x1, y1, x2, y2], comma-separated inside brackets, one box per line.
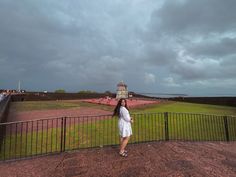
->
[141, 93, 236, 98]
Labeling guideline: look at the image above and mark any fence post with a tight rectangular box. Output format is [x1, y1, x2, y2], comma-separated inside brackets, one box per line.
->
[60, 117, 64, 152]
[63, 117, 67, 151]
[164, 112, 169, 141]
[223, 116, 229, 142]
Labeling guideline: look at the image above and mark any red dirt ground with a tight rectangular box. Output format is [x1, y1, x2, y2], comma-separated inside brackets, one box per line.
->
[7, 107, 112, 122]
[82, 98, 160, 107]
[0, 141, 235, 177]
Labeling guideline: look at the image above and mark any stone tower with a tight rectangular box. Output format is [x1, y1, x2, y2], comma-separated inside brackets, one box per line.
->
[116, 81, 128, 99]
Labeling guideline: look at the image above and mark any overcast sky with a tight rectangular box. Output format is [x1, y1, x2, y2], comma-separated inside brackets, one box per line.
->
[1, 0, 236, 96]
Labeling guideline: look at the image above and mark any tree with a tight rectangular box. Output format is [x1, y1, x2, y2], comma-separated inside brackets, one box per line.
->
[78, 90, 97, 94]
[55, 89, 66, 93]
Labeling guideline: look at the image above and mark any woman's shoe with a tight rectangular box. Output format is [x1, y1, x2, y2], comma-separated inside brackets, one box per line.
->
[119, 151, 128, 157]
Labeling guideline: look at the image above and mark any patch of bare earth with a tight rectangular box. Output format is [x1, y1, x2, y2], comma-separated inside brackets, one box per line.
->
[7, 107, 112, 122]
[0, 141, 235, 177]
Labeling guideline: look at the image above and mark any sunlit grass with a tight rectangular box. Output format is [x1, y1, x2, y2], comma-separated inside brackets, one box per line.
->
[132, 101, 236, 116]
[9, 101, 80, 112]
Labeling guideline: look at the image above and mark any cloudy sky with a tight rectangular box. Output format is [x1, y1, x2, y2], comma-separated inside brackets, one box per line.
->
[1, 0, 236, 96]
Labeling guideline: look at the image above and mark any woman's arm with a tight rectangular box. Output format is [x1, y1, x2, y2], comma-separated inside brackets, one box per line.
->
[120, 107, 131, 122]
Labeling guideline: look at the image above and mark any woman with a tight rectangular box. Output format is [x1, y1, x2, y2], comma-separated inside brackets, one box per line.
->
[113, 98, 133, 157]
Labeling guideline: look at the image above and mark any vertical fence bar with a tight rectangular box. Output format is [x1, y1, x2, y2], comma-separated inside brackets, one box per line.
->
[68, 118, 71, 150]
[219, 116, 224, 141]
[189, 114, 193, 141]
[77, 117, 79, 149]
[137, 114, 140, 142]
[3, 125, 6, 160]
[212, 115, 216, 141]
[90, 116, 93, 147]
[223, 116, 229, 142]
[180, 113, 183, 140]
[14, 123, 17, 159]
[156, 114, 159, 141]
[144, 114, 146, 141]
[195, 114, 199, 141]
[73, 117, 76, 149]
[63, 117, 67, 151]
[164, 112, 169, 141]
[46, 120, 48, 154]
[94, 116, 97, 147]
[20, 122, 23, 158]
[202, 114, 206, 140]
[41, 120, 43, 155]
[56, 118, 58, 152]
[25, 122, 28, 157]
[60, 117, 64, 152]
[30, 121, 33, 156]
[50, 119, 53, 153]
[151, 113, 154, 141]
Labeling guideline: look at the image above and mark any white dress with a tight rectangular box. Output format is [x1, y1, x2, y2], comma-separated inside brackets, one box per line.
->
[118, 106, 132, 137]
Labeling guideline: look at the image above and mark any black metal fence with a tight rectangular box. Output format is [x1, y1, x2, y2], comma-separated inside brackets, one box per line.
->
[0, 112, 235, 161]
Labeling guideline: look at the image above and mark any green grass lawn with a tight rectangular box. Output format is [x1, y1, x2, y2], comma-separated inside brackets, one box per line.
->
[9, 101, 80, 112]
[132, 101, 236, 116]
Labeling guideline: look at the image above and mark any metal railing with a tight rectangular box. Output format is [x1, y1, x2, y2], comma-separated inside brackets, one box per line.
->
[0, 112, 235, 161]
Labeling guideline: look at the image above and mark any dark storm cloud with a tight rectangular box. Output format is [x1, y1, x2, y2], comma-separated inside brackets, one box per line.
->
[146, 0, 236, 90]
[151, 0, 236, 34]
[187, 37, 236, 58]
[0, 0, 129, 91]
[0, 0, 236, 95]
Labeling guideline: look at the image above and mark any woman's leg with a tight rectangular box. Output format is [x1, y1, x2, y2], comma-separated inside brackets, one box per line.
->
[120, 137, 124, 151]
[120, 136, 130, 153]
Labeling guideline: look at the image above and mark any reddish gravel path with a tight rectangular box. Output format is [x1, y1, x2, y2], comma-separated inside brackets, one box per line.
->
[7, 107, 112, 122]
[0, 141, 235, 177]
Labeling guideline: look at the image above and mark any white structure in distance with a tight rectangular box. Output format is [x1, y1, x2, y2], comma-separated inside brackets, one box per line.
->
[116, 81, 128, 99]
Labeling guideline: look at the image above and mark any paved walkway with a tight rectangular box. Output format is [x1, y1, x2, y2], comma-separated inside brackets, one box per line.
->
[0, 141, 236, 177]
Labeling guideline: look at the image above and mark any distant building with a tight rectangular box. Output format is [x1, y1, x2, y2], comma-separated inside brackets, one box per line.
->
[116, 81, 128, 99]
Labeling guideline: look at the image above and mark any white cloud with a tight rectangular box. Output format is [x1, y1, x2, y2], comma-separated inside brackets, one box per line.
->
[144, 73, 156, 84]
[163, 77, 180, 87]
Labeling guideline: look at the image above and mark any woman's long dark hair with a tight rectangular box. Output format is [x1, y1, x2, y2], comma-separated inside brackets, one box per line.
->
[113, 98, 129, 117]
